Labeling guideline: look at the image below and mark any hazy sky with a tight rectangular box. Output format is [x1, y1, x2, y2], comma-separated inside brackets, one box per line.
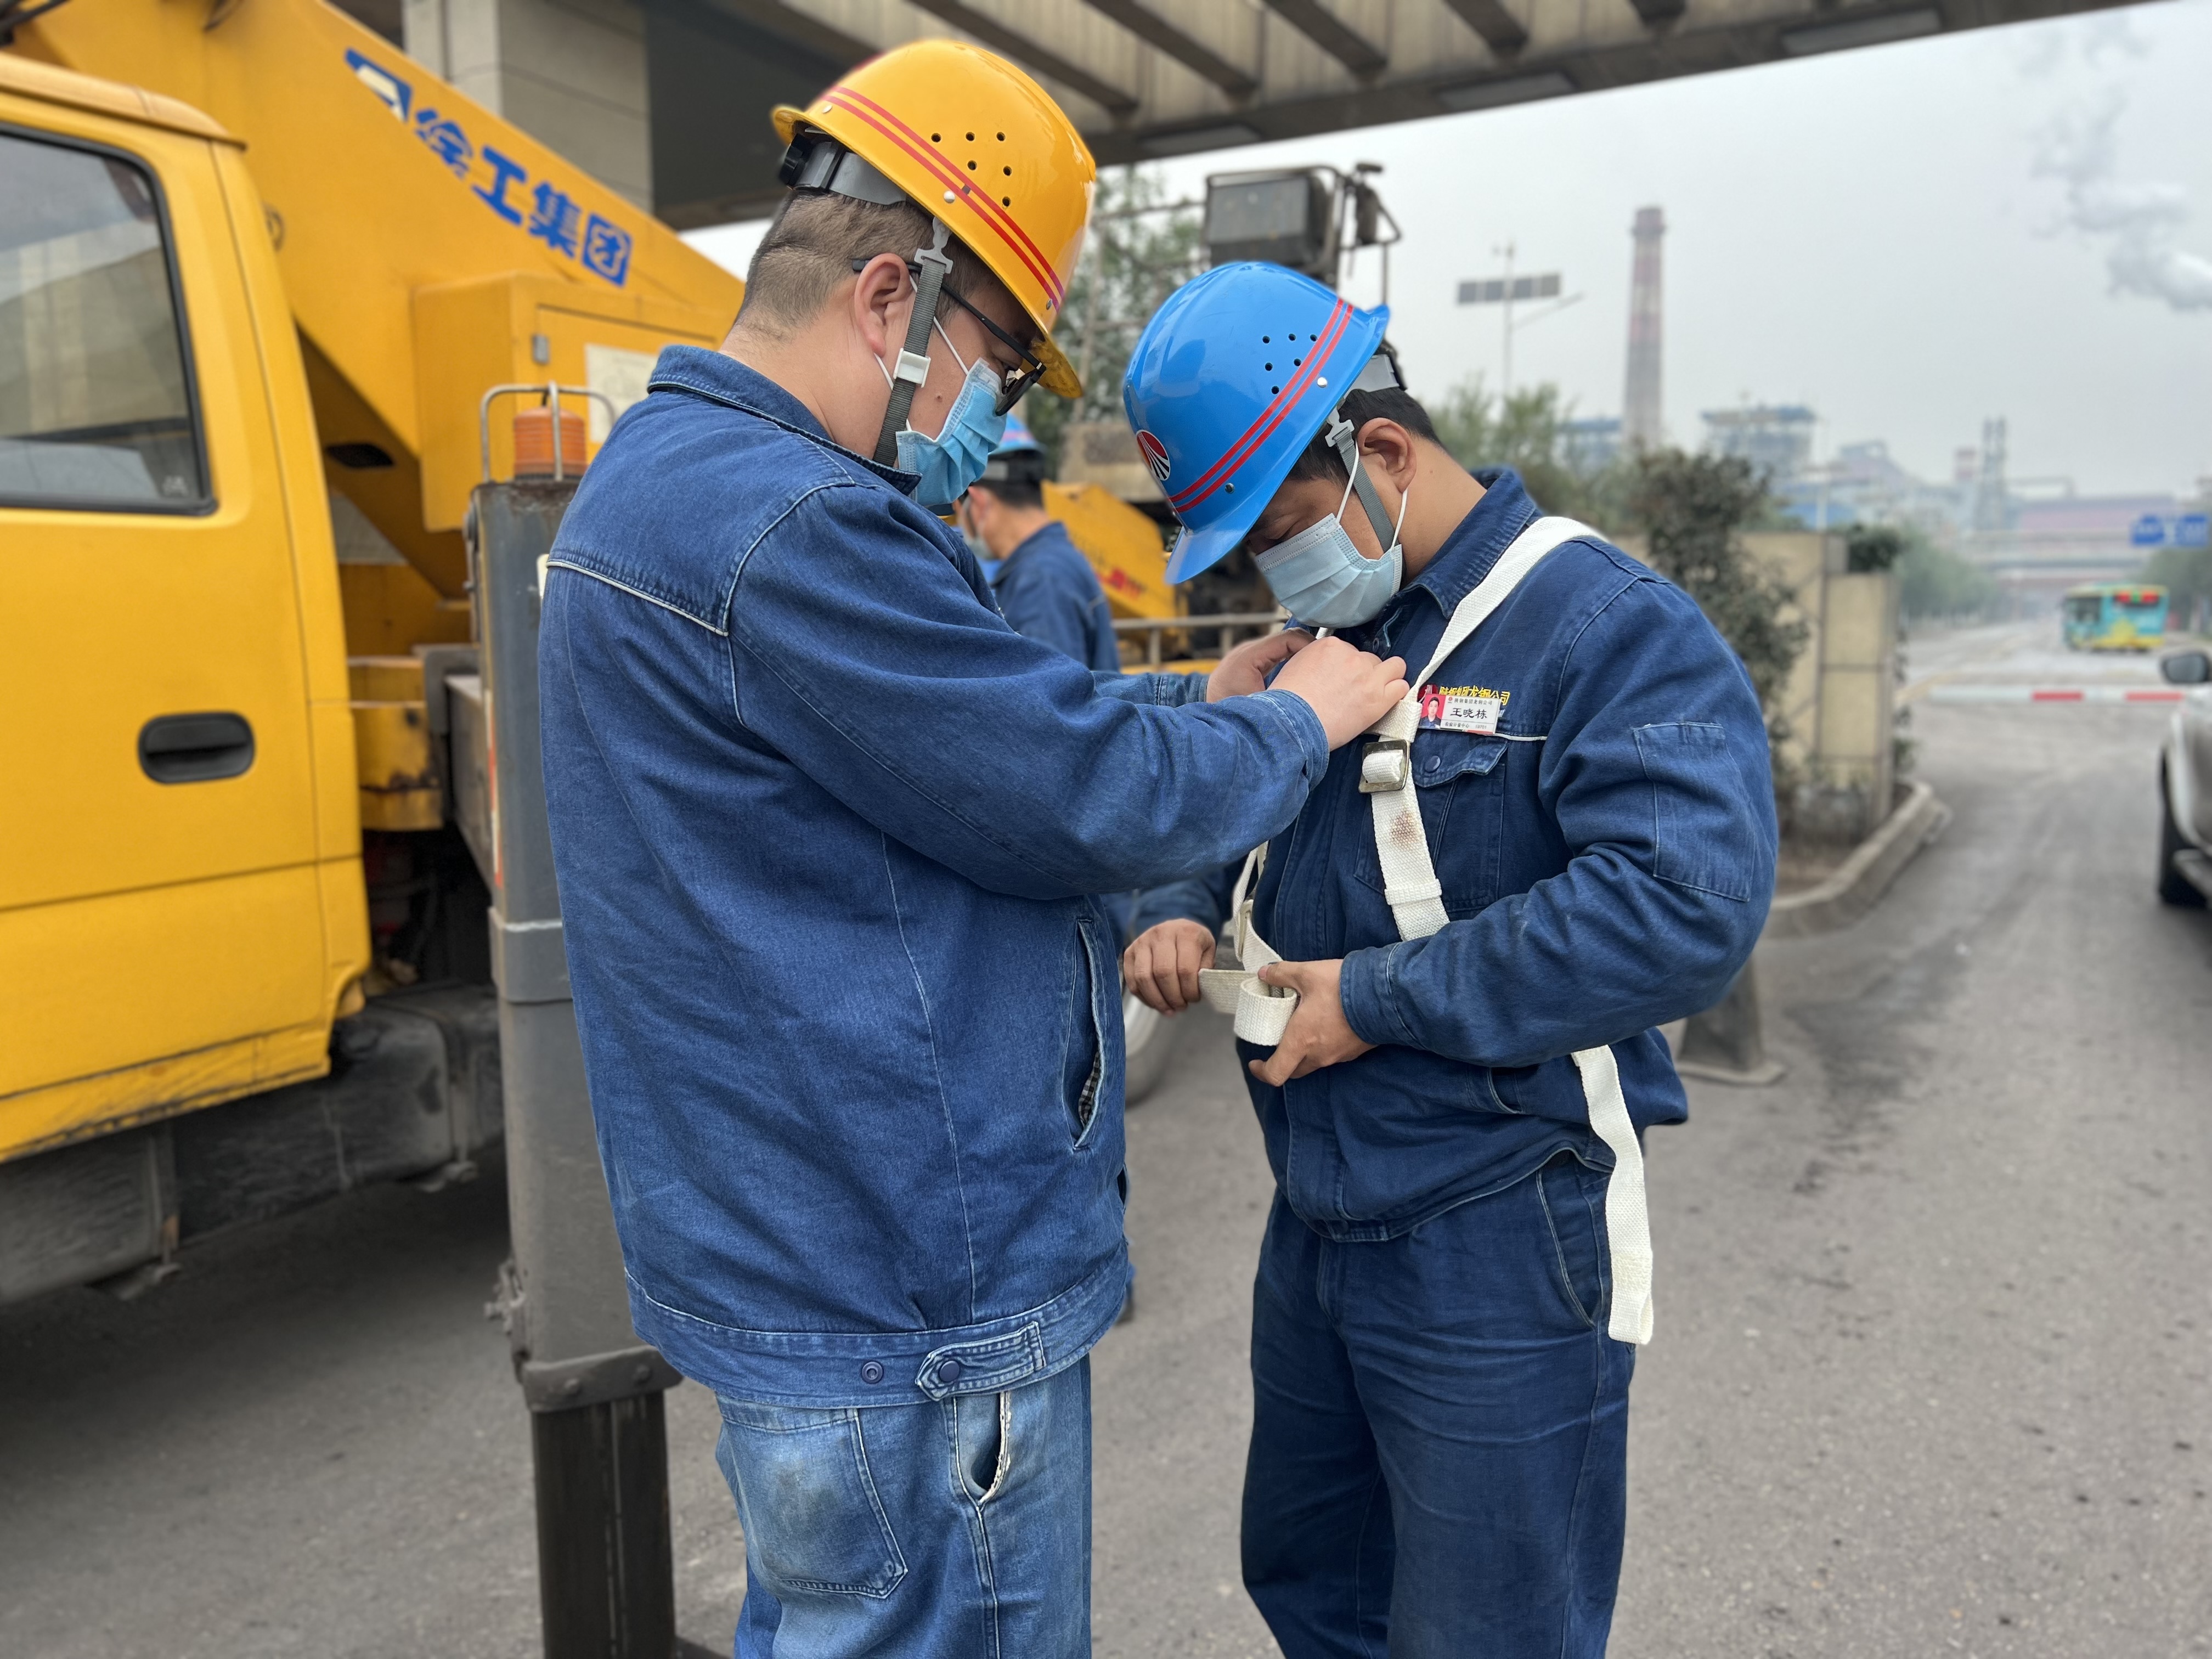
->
[684, 0, 2212, 498]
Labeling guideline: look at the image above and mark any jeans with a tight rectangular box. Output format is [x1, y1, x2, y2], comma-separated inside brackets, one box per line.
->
[1241, 1154, 1635, 1659]
[714, 1358, 1091, 1658]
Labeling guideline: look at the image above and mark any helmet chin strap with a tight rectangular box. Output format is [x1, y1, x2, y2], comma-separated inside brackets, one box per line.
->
[874, 218, 955, 467]
[1323, 413, 1404, 554]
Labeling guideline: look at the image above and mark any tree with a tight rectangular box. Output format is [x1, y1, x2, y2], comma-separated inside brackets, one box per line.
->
[1426, 377, 1624, 527]
[1023, 168, 1202, 477]
[1624, 450, 1810, 750]
[1848, 523, 1999, 620]
[2144, 541, 2212, 635]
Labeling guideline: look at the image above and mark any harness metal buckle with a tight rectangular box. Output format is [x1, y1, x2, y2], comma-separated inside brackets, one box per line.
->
[1358, 738, 1410, 793]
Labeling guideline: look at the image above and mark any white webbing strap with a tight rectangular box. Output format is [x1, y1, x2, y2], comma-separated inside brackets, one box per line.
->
[1359, 514, 1656, 1345]
[1365, 515, 1593, 940]
[1575, 1043, 1655, 1344]
[1197, 847, 1300, 1045]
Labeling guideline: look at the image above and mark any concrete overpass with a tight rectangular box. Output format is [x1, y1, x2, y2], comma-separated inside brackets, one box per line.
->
[357, 0, 2137, 228]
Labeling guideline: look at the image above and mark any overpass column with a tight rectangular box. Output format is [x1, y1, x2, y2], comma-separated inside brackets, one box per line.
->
[401, 0, 653, 211]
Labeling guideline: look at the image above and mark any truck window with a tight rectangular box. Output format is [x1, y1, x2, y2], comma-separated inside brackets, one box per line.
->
[0, 130, 208, 511]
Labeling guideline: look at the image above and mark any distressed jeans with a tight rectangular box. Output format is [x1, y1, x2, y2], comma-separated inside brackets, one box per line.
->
[714, 1358, 1091, 1658]
[1242, 1154, 1635, 1659]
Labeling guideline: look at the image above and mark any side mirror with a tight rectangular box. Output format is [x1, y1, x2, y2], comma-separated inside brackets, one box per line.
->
[2161, 650, 2212, 685]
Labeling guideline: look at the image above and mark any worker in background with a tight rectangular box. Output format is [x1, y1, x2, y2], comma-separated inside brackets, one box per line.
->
[960, 416, 1135, 955]
[537, 47, 1406, 1659]
[1119, 262, 1777, 1659]
[958, 417, 1122, 674]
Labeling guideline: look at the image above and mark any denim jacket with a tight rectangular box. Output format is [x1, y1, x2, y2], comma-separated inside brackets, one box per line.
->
[991, 520, 1122, 674]
[1131, 470, 1777, 1238]
[538, 348, 1330, 1406]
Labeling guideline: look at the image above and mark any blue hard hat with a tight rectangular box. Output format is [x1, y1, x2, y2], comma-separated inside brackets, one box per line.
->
[994, 413, 1043, 457]
[1122, 263, 1389, 583]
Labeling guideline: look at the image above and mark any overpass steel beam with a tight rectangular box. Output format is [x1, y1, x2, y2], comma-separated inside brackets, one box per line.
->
[640, 0, 2140, 227]
[904, 0, 1142, 114]
[1263, 0, 1389, 78]
[1440, 0, 1531, 57]
[1079, 0, 1259, 97]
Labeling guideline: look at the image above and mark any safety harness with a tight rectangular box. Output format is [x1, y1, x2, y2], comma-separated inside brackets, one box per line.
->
[1196, 511, 1657, 1345]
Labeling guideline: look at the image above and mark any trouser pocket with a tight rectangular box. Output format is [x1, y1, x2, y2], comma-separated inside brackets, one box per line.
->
[715, 1401, 908, 1598]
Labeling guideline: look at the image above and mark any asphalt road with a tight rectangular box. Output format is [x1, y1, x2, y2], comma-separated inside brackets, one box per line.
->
[3, 624, 2208, 1658]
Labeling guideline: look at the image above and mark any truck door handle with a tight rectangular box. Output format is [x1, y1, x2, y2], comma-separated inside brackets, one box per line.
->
[139, 712, 256, 783]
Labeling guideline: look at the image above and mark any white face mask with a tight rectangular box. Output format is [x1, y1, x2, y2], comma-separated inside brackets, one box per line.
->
[1252, 468, 1410, 629]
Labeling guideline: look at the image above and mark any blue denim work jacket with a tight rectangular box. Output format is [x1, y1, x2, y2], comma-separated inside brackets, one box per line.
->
[991, 520, 1122, 674]
[1131, 471, 1778, 1239]
[538, 348, 1330, 1407]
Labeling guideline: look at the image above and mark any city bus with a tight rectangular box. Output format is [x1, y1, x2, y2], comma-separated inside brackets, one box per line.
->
[2062, 584, 2168, 652]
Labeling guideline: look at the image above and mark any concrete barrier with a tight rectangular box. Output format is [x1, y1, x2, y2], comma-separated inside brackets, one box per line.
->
[1764, 780, 1953, 939]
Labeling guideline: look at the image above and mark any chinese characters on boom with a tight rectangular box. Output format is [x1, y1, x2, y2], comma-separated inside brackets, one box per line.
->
[344, 49, 633, 286]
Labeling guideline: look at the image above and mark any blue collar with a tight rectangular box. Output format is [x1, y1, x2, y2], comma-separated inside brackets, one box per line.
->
[1387, 466, 1545, 625]
[645, 345, 922, 495]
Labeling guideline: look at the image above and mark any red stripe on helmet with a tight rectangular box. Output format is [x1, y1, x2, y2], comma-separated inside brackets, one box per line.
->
[821, 87, 1066, 309]
[1167, 300, 1353, 516]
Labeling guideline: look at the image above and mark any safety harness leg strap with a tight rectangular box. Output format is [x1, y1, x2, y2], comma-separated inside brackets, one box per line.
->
[872, 218, 954, 467]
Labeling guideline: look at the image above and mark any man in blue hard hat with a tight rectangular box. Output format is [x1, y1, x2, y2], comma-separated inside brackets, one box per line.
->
[1119, 262, 1778, 1659]
[959, 417, 1124, 674]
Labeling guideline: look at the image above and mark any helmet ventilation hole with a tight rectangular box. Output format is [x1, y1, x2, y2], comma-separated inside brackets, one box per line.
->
[1002, 196, 1012, 207]
[967, 160, 978, 170]
[966, 131, 975, 140]
[930, 133, 941, 143]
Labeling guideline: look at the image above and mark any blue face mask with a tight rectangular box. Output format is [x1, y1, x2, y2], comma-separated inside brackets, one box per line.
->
[885, 321, 1008, 512]
[1252, 468, 1409, 628]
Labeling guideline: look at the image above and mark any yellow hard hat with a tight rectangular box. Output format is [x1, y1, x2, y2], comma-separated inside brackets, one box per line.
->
[774, 41, 1095, 399]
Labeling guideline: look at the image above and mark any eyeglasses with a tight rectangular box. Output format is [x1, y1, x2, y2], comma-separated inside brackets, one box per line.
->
[851, 256, 1047, 416]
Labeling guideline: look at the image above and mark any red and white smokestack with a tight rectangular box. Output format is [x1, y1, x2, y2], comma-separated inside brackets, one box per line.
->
[1623, 206, 1665, 452]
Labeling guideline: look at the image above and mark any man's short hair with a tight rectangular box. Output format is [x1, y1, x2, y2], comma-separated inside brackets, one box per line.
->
[970, 477, 1045, 512]
[737, 190, 1001, 338]
[1283, 390, 1443, 486]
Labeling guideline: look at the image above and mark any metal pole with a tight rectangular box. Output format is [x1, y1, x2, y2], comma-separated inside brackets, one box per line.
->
[471, 480, 684, 1659]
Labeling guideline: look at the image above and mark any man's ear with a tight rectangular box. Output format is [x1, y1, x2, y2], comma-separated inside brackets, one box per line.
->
[850, 253, 913, 359]
[1356, 419, 1419, 490]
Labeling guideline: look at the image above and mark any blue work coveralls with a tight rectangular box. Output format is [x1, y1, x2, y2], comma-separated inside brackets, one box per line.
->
[1131, 469, 1777, 1659]
[537, 347, 1332, 1657]
[990, 518, 1122, 674]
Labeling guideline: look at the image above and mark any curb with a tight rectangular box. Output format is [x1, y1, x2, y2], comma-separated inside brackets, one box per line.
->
[1765, 780, 1952, 940]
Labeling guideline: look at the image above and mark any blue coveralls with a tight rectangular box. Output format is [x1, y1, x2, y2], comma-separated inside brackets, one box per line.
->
[990, 518, 1123, 674]
[538, 347, 1334, 1658]
[1131, 469, 1777, 1659]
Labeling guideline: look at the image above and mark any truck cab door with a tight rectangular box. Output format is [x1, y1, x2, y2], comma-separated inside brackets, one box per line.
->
[0, 111, 342, 1161]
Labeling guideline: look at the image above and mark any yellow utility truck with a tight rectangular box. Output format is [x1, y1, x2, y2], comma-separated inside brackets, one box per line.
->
[0, 0, 1181, 1305]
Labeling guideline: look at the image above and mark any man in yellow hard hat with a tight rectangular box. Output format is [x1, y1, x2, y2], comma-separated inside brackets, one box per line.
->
[537, 40, 1408, 1658]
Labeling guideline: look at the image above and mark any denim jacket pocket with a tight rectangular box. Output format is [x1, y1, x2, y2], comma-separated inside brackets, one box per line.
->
[1632, 721, 1758, 901]
[715, 1402, 909, 1598]
[1352, 732, 1509, 916]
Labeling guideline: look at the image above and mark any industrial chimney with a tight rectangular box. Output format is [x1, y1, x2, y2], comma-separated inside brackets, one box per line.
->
[1623, 207, 1665, 451]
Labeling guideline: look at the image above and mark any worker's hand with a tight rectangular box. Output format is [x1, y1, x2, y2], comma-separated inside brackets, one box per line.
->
[1245, 959, 1376, 1086]
[1268, 637, 1409, 749]
[1207, 629, 1314, 702]
[1122, 920, 1217, 1015]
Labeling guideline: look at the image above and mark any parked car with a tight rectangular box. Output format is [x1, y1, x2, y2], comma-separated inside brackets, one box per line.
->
[2158, 647, 2212, 907]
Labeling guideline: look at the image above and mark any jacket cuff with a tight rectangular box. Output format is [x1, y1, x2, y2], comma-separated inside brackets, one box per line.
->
[1338, 943, 1418, 1049]
[1246, 688, 1330, 778]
